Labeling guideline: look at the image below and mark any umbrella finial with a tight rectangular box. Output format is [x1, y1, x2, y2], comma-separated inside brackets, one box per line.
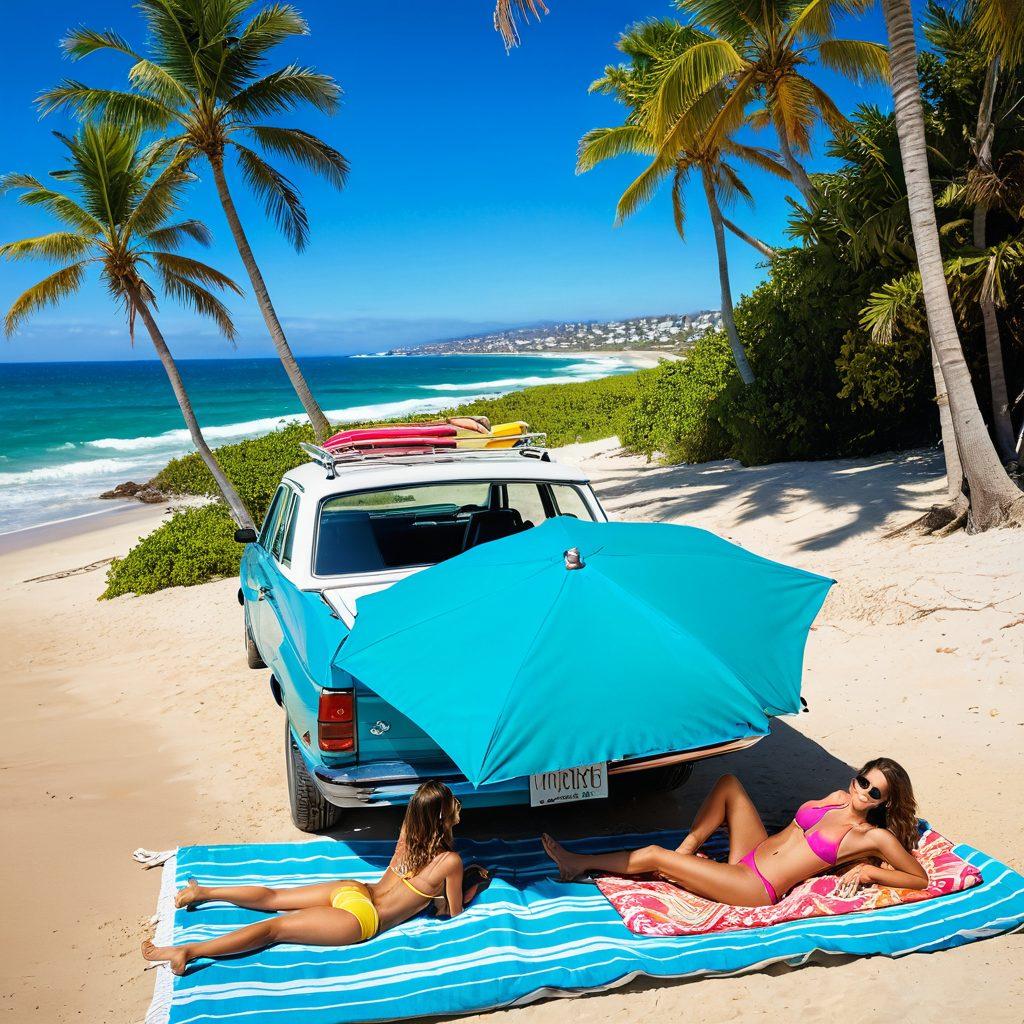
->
[564, 547, 585, 570]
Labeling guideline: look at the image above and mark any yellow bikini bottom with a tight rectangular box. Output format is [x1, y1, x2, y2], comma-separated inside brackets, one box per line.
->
[330, 884, 380, 942]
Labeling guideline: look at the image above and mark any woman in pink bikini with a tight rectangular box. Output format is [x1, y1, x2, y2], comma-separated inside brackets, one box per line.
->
[542, 757, 927, 906]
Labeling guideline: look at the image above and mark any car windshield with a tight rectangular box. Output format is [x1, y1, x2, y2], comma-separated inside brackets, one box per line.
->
[314, 480, 595, 576]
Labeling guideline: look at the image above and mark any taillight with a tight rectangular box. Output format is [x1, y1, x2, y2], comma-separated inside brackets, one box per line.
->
[318, 690, 355, 752]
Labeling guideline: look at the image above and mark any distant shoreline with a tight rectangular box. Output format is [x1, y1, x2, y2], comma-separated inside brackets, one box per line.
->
[371, 348, 682, 369]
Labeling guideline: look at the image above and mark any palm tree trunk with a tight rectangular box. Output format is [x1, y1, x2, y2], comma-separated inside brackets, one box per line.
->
[132, 288, 256, 531]
[774, 124, 816, 204]
[972, 58, 1017, 463]
[701, 166, 755, 385]
[882, 0, 1023, 529]
[930, 340, 965, 504]
[721, 216, 777, 258]
[207, 152, 332, 443]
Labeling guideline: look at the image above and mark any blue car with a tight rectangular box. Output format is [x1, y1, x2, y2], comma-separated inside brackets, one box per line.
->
[238, 444, 762, 830]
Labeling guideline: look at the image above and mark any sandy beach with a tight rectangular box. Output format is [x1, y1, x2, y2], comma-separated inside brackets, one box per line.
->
[1, 440, 1021, 1024]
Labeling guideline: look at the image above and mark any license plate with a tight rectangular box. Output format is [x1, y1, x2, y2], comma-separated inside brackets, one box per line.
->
[529, 763, 608, 807]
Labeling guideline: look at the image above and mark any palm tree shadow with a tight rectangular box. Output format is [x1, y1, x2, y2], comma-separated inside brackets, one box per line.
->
[590, 448, 945, 554]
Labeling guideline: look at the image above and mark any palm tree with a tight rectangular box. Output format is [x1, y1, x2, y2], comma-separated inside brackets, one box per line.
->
[624, 0, 890, 205]
[580, 21, 789, 385]
[1, 120, 255, 530]
[40, 0, 349, 443]
[880, 0, 1022, 528]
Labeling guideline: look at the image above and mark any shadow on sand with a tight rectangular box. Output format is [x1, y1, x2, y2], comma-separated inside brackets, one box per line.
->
[592, 448, 944, 553]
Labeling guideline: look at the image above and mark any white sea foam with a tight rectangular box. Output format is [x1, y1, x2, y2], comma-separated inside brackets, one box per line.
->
[0, 457, 143, 487]
[422, 376, 582, 392]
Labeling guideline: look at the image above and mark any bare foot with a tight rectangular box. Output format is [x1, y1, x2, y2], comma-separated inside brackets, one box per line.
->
[175, 877, 202, 909]
[542, 833, 584, 881]
[142, 939, 189, 976]
[675, 836, 701, 856]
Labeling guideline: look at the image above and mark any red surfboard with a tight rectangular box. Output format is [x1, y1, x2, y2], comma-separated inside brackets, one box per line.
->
[324, 424, 457, 449]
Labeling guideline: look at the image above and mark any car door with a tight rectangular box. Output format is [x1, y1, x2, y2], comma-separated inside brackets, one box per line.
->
[245, 485, 289, 660]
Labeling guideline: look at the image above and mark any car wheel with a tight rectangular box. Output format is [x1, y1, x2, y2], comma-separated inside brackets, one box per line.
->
[285, 720, 343, 833]
[612, 761, 694, 797]
[245, 620, 266, 669]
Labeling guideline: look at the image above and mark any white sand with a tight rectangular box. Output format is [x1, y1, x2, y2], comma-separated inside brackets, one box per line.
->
[1, 440, 1021, 1023]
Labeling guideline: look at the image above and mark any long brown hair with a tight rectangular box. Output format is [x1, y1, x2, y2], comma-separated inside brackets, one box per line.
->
[397, 780, 460, 875]
[860, 757, 918, 852]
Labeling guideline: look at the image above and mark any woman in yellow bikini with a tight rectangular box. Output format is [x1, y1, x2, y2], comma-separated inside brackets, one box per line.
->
[142, 781, 486, 975]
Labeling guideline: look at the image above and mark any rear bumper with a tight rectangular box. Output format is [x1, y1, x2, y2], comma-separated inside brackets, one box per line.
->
[304, 734, 763, 809]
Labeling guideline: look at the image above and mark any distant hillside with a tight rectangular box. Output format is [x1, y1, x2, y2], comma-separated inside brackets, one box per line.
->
[382, 312, 722, 355]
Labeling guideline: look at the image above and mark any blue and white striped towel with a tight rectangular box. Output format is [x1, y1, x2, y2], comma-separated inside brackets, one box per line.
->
[146, 830, 1024, 1024]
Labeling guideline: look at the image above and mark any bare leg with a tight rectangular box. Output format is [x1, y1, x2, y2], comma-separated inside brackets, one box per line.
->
[676, 774, 768, 863]
[176, 877, 350, 911]
[143, 906, 365, 975]
[541, 834, 770, 907]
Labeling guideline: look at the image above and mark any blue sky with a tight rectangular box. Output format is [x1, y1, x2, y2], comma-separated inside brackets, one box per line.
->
[0, 0, 897, 361]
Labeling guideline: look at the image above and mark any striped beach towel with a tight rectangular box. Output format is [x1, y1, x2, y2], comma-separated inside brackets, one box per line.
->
[146, 830, 1024, 1024]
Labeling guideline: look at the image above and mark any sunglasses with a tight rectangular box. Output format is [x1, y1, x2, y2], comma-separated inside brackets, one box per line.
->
[855, 775, 885, 801]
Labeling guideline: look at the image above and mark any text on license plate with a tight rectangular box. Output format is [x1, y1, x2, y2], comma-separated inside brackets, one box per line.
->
[529, 763, 608, 807]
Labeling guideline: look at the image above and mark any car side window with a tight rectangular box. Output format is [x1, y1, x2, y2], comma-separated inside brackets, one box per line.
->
[271, 490, 296, 562]
[281, 493, 301, 566]
[259, 486, 287, 548]
[551, 484, 594, 520]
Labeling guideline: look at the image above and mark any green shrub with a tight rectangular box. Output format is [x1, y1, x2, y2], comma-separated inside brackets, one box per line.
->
[619, 247, 936, 467]
[620, 335, 735, 463]
[102, 504, 243, 598]
[153, 420, 316, 523]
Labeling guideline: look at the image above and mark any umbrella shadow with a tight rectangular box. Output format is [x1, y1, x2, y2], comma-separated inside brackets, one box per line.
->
[321, 721, 854, 854]
[590, 448, 945, 554]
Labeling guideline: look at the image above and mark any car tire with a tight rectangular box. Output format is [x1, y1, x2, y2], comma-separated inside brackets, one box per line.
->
[613, 761, 694, 797]
[286, 721, 343, 833]
[245, 620, 266, 669]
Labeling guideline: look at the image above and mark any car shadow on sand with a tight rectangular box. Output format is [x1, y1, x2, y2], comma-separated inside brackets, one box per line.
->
[321, 719, 856, 850]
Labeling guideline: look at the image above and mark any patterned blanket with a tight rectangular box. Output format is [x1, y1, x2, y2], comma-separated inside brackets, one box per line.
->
[597, 828, 982, 936]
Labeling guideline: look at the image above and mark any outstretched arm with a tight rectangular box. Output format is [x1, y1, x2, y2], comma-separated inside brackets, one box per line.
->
[837, 829, 927, 896]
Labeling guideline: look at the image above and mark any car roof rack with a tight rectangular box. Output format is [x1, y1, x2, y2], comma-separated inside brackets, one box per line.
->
[299, 438, 551, 479]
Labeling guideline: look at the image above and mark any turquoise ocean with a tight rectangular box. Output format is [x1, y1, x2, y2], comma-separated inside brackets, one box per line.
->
[0, 353, 631, 534]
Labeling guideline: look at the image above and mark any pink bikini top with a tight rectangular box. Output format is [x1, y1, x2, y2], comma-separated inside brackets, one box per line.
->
[793, 801, 853, 865]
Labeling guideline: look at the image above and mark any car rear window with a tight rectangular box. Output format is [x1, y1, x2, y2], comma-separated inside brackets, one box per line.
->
[314, 480, 595, 576]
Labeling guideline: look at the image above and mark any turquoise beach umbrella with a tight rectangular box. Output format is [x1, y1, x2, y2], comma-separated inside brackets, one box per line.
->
[334, 518, 834, 787]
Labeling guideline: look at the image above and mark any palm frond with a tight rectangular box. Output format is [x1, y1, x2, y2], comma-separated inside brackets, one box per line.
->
[721, 139, 790, 178]
[0, 174, 104, 234]
[127, 58, 192, 108]
[785, 0, 873, 42]
[494, 0, 548, 49]
[0, 231, 94, 263]
[243, 126, 349, 188]
[975, 0, 1024, 67]
[156, 268, 237, 341]
[715, 160, 754, 208]
[860, 271, 923, 343]
[125, 154, 196, 238]
[232, 142, 309, 250]
[226, 65, 341, 119]
[4, 262, 88, 336]
[671, 161, 690, 238]
[616, 151, 675, 223]
[576, 125, 653, 173]
[649, 38, 746, 142]
[150, 251, 243, 295]
[813, 39, 890, 84]
[61, 26, 140, 60]
[143, 220, 212, 251]
[37, 81, 174, 128]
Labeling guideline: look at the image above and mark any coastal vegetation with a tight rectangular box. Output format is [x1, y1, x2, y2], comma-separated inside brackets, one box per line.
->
[502, 0, 1024, 530]
[0, 120, 255, 531]
[41, 0, 349, 442]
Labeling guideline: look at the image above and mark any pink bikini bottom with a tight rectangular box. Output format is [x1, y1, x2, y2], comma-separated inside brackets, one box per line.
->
[739, 848, 779, 904]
